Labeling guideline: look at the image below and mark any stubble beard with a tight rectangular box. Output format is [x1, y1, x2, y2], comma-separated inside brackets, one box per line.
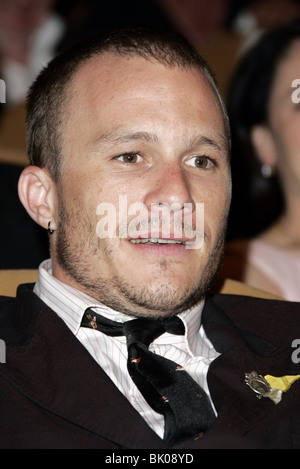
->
[55, 200, 227, 319]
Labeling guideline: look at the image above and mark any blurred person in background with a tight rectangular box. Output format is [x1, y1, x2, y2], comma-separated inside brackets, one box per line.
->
[0, 0, 65, 105]
[221, 20, 300, 301]
[231, 0, 300, 51]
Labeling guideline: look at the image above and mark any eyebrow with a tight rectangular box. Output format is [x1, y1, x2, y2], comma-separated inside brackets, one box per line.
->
[90, 129, 228, 155]
[90, 130, 159, 149]
[187, 134, 228, 154]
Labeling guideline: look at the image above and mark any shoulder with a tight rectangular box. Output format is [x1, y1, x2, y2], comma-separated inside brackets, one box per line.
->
[211, 291, 298, 315]
[0, 294, 20, 344]
[0, 284, 42, 345]
[209, 292, 300, 345]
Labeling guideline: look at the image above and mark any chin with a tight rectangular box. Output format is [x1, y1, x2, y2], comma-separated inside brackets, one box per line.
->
[120, 280, 206, 319]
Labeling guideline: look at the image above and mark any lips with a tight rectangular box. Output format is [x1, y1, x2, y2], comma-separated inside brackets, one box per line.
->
[129, 237, 186, 245]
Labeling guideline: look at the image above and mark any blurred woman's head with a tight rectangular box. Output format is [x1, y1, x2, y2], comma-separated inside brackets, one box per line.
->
[227, 19, 300, 238]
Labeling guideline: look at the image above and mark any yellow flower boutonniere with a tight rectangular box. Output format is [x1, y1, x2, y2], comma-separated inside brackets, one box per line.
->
[245, 371, 300, 404]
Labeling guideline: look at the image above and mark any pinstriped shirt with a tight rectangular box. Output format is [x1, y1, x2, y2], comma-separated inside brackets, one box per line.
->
[33, 259, 219, 439]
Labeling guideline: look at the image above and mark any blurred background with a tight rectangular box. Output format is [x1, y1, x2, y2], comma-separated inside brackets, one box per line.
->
[1, 0, 300, 300]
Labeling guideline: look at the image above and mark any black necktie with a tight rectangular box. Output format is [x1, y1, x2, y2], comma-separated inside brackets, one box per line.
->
[81, 308, 216, 446]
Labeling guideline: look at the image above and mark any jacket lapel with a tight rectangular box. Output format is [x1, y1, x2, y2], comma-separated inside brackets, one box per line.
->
[1, 285, 168, 449]
[200, 297, 285, 441]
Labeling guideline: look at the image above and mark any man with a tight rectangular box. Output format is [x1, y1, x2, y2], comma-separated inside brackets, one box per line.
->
[0, 27, 300, 449]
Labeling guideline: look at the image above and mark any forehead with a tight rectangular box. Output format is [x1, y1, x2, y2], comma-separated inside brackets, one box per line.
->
[68, 52, 221, 109]
[63, 53, 226, 150]
[273, 40, 300, 87]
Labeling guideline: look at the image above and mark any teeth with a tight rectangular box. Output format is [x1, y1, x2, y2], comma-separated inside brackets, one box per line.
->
[129, 238, 185, 245]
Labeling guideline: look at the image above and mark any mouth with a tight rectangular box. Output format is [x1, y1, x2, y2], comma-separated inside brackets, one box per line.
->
[129, 237, 186, 245]
[127, 236, 191, 256]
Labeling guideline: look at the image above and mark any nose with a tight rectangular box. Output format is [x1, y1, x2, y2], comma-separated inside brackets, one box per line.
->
[143, 162, 194, 213]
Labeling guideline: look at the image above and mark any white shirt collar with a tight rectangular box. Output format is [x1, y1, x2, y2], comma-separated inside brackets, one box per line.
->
[34, 259, 205, 356]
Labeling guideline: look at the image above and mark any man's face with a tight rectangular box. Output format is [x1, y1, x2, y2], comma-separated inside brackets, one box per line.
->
[52, 54, 231, 318]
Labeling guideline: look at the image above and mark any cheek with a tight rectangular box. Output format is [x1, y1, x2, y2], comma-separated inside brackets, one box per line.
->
[271, 107, 300, 148]
[271, 116, 300, 177]
[285, 118, 300, 149]
[202, 178, 231, 237]
[58, 178, 99, 236]
[95, 181, 143, 241]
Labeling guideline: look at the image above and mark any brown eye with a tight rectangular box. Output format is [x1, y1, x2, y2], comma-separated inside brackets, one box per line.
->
[117, 152, 142, 164]
[185, 155, 214, 169]
[194, 156, 209, 168]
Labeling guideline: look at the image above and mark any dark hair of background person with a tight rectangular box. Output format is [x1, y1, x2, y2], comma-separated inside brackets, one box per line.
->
[226, 18, 300, 241]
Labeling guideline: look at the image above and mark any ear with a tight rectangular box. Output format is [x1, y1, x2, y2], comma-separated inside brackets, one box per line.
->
[250, 125, 278, 168]
[18, 166, 57, 230]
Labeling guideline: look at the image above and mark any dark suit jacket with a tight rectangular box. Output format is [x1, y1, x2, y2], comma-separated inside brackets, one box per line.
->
[0, 283, 300, 449]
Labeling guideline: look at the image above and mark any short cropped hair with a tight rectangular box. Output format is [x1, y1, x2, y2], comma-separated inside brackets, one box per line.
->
[26, 27, 230, 181]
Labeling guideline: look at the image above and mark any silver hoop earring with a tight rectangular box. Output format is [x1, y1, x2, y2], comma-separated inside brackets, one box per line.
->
[48, 221, 55, 234]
